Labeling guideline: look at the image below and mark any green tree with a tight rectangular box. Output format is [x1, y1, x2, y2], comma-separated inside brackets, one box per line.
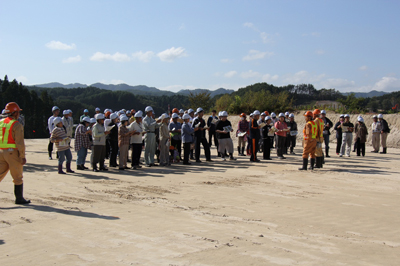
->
[187, 91, 212, 111]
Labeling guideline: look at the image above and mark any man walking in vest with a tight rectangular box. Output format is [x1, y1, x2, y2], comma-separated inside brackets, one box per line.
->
[0, 102, 30, 204]
[299, 111, 317, 170]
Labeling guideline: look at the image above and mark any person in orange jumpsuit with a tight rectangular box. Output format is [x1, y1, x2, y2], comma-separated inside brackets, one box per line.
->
[0, 102, 30, 204]
[299, 111, 317, 170]
[313, 109, 325, 168]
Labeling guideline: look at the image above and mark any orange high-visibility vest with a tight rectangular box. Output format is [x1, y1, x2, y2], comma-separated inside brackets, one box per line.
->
[315, 117, 324, 138]
[0, 117, 17, 149]
[303, 121, 317, 140]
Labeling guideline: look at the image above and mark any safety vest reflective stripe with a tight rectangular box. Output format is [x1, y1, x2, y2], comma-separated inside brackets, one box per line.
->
[0, 118, 17, 149]
[304, 121, 317, 140]
[317, 118, 324, 137]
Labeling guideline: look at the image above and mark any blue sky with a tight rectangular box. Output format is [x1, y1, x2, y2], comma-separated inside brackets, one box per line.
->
[1, 0, 399, 92]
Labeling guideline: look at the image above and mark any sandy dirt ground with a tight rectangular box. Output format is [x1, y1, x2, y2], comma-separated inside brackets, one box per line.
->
[1, 131, 400, 265]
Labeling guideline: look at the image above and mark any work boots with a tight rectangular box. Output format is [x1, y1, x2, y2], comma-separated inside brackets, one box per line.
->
[299, 158, 308, 170]
[380, 148, 387, 154]
[66, 163, 75, 173]
[325, 148, 330, 158]
[92, 163, 99, 172]
[241, 147, 246, 156]
[14, 184, 31, 205]
[58, 164, 66, 174]
[237, 147, 241, 156]
[310, 158, 315, 170]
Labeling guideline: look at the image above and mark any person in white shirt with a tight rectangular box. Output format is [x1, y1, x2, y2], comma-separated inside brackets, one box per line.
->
[129, 111, 145, 169]
[371, 115, 382, 153]
[48, 106, 60, 160]
[62, 110, 74, 138]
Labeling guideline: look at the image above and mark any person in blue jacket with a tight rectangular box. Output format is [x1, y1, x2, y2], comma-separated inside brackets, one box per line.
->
[182, 114, 199, 165]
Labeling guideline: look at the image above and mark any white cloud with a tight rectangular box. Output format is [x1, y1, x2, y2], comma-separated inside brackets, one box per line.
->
[262, 74, 279, 83]
[220, 58, 233, 63]
[45, 41, 76, 50]
[90, 52, 131, 62]
[315, 49, 325, 55]
[132, 51, 154, 62]
[62, 55, 81, 63]
[260, 32, 272, 43]
[372, 76, 400, 92]
[282, 70, 326, 84]
[240, 70, 261, 79]
[243, 50, 273, 61]
[359, 65, 368, 71]
[16, 76, 28, 84]
[224, 71, 237, 78]
[319, 78, 356, 89]
[157, 47, 187, 62]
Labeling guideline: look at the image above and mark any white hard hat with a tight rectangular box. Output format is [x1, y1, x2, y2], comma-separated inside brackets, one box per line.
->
[194, 112, 198, 116]
[84, 109, 89, 113]
[1, 109, 6, 114]
[52, 106, 60, 112]
[53, 117, 62, 126]
[110, 113, 118, 120]
[250, 113, 254, 117]
[63, 110, 70, 115]
[126, 110, 131, 114]
[289, 113, 295, 118]
[117, 111, 121, 116]
[95, 113, 105, 120]
[172, 113, 179, 119]
[218, 111, 222, 116]
[145, 106, 153, 113]
[120, 115, 129, 121]
[68, 109, 72, 113]
[372, 115, 377, 119]
[344, 114, 350, 118]
[182, 114, 191, 120]
[278, 113, 285, 118]
[271, 112, 276, 117]
[134, 111, 143, 118]
[104, 109, 110, 114]
[265, 116, 271, 120]
[378, 114, 383, 119]
[82, 117, 91, 123]
[162, 113, 170, 119]
[261, 112, 266, 116]
[357, 116, 364, 122]
[285, 112, 290, 116]
[220, 111, 228, 117]
[90, 118, 96, 123]
[340, 114, 344, 118]
[196, 107, 204, 113]
[95, 107, 101, 112]
[321, 110, 326, 114]
[179, 109, 184, 113]
[253, 110, 261, 115]
[188, 108, 194, 114]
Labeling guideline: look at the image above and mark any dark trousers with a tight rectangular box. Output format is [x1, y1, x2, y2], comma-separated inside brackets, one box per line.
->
[48, 140, 53, 153]
[250, 137, 259, 161]
[93, 145, 106, 167]
[109, 139, 119, 166]
[336, 137, 342, 154]
[195, 137, 210, 160]
[170, 139, 182, 159]
[323, 134, 330, 150]
[356, 138, 365, 156]
[276, 136, 286, 157]
[262, 137, 272, 159]
[208, 130, 218, 147]
[183, 142, 191, 163]
[288, 135, 296, 152]
[131, 143, 142, 166]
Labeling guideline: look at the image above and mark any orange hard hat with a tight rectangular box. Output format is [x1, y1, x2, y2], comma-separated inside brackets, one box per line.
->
[172, 108, 179, 113]
[304, 111, 313, 117]
[263, 111, 269, 116]
[240, 113, 246, 117]
[313, 109, 321, 116]
[105, 111, 111, 117]
[4, 102, 22, 114]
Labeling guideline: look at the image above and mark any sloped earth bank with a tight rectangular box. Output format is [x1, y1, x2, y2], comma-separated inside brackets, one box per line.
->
[1, 138, 399, 265]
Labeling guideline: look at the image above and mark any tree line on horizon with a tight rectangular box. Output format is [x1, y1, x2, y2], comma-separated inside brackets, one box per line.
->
[1, 75, 398, 138]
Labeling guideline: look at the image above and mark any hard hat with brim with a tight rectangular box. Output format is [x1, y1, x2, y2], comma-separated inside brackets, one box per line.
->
[82, 117, 91, 123]
[95, 113, 105, 120]
[53, 117, 62, 126]
[182, 114, 191, 120]
[134, 111, 143, 118]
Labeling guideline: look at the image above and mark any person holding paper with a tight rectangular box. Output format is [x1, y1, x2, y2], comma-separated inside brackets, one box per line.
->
[129, 111, 144, 169]
[47, 106, 60, 160]
[261, 116, 274, 160]
[286, 114, 298, 155]
[50, 117, 74, 174]
[339, 114, 354, 157]
[118, 115, 134, 170]
[274, 113, 288, 159]
[207, 110, 219, 148]
[378, 114, 390, 154]
[169, 113, 182, 160]
[142, 106, 162, 167]
[159, 113, 171, 166]
[371, 115, 381, 153]
[249, 110, 261, 162]
[354, 116, 368, 157]
[215, 111, 235, 161]
[107, 113, 119, 168]
[334, 115, 345, 155]
[236, 113, 249, 156]
[182, 114, 199, 165]
[321, 110, 333, 158]
[192, 108, 212, 162]
[75, 117, 91, 170]
[92, 113, 110, 172]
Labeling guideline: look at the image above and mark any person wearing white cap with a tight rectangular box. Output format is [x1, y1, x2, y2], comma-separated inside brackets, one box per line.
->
[354, 116, 368, 157]
[107, 113, 120, 168]
[334, 114, 345, 155]
[118, 115, 134, 170]
[339, 114, 354, 157]
[275, 113, 288, 159]
[50, 117, 74, 174]
[74, 117, 91, 170]
[47, 106, 60, 160]
[320, 110, 333, 158]
[378, 114, 390, 154]
[80, 109, 90, 123]
[249, 110, 261, 162]
[285, 111, 290, 122]
[92, 113, 110, 172]
[158, 113, 171, 166]
[129, 111, 144, 169]
[207, 110, 219, 149]
[261, 116, 274, 160]
[181, 114, 199, 164]
[215, 111, 235, 161]
[142, 106, 162, 166]
[169, 113, 182, 161]
[95, 107, 101, 114]
[371, 115, 382, 153]
[192, 107, 212, 162]
[286, 114, 298, 155]
[62, 110, 73, 140]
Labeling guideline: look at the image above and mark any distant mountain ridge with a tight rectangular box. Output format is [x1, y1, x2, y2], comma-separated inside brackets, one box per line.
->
[342, 90, 388, 98]
[31, 82, 234, 98]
